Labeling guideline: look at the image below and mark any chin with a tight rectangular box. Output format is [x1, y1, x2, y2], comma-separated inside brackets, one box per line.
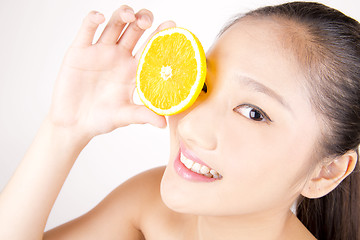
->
[161, 141, 226, 215]
[160, 164, 191, 213]
[160, 164, 219, 216]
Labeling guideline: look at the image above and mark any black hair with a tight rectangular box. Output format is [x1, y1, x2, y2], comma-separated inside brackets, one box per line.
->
[220, 2, 360, 239]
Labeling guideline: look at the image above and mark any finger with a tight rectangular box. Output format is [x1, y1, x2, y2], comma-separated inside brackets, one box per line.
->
[97, 5, 136, 45]
[117, 9, 154, 52]
[134, 20, 176, 60]
[72, 11, 105, 47]
[122, 105, 167, 128]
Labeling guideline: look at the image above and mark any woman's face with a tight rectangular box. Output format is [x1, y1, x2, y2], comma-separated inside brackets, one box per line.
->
[161, 18, 321, 217]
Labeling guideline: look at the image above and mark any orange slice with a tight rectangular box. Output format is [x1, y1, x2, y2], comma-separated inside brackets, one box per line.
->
[136, 27, 206, 116]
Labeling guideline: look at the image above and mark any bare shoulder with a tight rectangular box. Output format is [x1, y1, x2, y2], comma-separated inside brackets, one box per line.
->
[44, 166, 168, 240]
[98, 165, 168, 219]
[109, 165, 166, 207]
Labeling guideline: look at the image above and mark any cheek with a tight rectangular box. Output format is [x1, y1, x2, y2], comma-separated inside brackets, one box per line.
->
[162, 111, 318, 215]
[215, 119, 316, 212]
[168, 115, 178, 136]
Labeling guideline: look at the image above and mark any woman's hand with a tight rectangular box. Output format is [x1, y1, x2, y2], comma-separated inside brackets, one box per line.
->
[0, 7, 176, 239]
[49, 6, 175, 138]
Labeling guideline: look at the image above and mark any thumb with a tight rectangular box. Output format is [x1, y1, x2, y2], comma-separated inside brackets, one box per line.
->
[124, 105, 167, 128]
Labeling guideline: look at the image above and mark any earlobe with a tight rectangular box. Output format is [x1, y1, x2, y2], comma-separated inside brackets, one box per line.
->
[301, 150, 358, 199]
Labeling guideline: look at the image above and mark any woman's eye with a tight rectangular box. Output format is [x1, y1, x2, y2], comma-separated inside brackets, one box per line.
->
[233, 104, 272, 122]
[202, 82, 208, 93]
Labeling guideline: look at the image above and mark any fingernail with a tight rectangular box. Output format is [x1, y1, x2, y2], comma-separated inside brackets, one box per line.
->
[123, 8, 135, 21]
[137, 15, 152, 29]
[125, 8, 134, 15]
[160, 21, 176, 30]
[93, 11, 105, 22]
[141, 15, 152, 26]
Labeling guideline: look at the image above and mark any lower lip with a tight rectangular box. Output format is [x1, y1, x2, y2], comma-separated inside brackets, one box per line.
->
[173, 151, 217, 182]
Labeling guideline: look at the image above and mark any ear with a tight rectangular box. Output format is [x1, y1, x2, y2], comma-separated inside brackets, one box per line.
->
[301, 150, 358, 199]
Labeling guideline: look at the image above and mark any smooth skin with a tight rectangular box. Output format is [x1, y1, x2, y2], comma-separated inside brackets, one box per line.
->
[0, 5, 357, 240]
[0, 6, 172, 240]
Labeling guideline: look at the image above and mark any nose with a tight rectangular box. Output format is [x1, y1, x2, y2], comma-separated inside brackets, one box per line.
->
[177, 95, 219, 151]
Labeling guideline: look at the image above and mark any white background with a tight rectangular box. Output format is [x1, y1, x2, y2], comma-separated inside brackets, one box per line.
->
[0, 0, 359, 231]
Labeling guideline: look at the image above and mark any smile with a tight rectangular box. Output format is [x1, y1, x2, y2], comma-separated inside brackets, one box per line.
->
[173, 142, 223, 182]
[180, 153, 222, 179]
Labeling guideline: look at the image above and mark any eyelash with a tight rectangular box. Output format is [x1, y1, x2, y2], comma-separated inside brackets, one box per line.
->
[202, 82, 208, 93]
[201, 84, 272, 123]
[233, 104, 272, 123]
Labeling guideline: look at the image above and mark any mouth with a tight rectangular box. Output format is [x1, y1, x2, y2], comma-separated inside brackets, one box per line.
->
[173, 143, 223, 182]
[180, 152, 222, 179]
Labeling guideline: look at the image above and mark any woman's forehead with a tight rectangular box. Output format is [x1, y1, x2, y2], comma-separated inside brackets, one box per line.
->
[206, 17, 312, 117]
[215, 18, 291, 53]
[208, 17, 306, 81]
[209, 20, 294, 70]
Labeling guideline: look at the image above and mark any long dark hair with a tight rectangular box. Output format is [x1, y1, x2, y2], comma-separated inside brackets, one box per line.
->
[220, 2, 360, 240]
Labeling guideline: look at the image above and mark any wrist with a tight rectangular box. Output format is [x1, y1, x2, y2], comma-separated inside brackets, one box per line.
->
[41, 115, 92, 151]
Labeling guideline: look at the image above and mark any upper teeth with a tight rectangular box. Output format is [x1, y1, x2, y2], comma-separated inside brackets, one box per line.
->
[180, 153, 222, 179]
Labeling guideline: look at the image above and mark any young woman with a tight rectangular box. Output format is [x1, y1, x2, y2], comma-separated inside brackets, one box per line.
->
[0, 2, 359, 240]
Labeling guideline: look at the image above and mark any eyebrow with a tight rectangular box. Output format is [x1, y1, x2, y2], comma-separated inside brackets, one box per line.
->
[235, 74, 293, 113]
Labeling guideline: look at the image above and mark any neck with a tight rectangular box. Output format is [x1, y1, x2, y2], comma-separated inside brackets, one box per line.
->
[195, 208, 296, 240]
